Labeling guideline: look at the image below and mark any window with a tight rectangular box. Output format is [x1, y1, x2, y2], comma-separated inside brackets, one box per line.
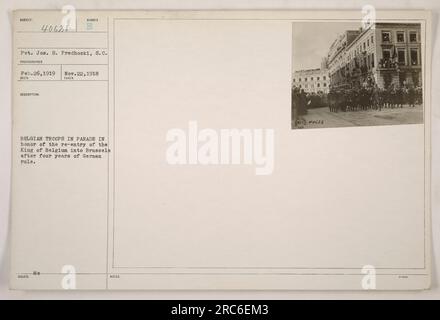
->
[317, 83, 320, 87]
[371, 53, 375, 68]
[324, 83, 327, 87]
[323, 76, 326, 80]
[382, 50, 391, 60]
[371, 35, 374, 44]
[397, 32, 405, 42]
[382, 32, 391, 42]
[397, 49, 406, 65]
[363, 42, 366, 50]
[299, 78, 301, 82]
[410, 49, 418, 65]
[311, 77, 313, 80]
[367, 39, 369, 46]
[293, 79, 295, 82]
[317, 76, 320, 80]
[305, 77, 307, 81]
[410, 32, 417, 42]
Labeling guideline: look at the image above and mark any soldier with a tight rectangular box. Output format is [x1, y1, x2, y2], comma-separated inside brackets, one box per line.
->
[415, 86, 422, 105]
[372, 84, 381, 111]
[358, 88, 363, 111]
[327, 90, 334, 112]
[329, 89, 339, 112]
[337, 90, 344, 112]
[357, 88, 363, 111]
[291, 87, 301, 128]
[379, 87, 385, 110]
[389, 85, 397, 108]
[342, 90, 349, 111]
[408, 85, 416, 108]
[396, 86, 404, 108]
[345, 90, 355, 111]
[382, 86, 389, 108]
[299, 89, 307, 115]
[367, 86, 373, 110]
[332, 90, 338, 112]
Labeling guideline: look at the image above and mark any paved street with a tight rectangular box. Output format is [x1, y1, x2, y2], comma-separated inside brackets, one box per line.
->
[292, 104, 423, 129]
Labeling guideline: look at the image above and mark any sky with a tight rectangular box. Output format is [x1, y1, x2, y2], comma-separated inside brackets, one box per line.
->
[292, 22, 361, 72]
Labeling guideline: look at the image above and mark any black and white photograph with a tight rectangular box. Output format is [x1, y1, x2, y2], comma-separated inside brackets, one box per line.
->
[291, 21, 424, 129]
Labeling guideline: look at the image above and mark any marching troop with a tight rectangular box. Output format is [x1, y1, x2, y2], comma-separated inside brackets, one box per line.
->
[327, 83, 422, 113]
[292, 82, 422, 117]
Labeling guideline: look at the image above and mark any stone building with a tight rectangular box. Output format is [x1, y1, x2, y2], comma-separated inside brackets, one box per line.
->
[292, 68, 330, 94]
[327, 23, 422, 90]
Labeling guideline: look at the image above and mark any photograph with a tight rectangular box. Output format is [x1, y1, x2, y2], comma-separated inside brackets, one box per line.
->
[292, 21, 424, 129]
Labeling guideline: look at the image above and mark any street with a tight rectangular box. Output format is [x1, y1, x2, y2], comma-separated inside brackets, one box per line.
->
[292, 104, 423, 129]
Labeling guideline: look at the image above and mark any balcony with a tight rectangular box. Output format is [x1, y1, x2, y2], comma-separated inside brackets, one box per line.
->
[378, 58, 397, 70]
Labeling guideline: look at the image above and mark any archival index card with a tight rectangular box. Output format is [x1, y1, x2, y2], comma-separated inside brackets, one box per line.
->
[10, 10, 431, 290]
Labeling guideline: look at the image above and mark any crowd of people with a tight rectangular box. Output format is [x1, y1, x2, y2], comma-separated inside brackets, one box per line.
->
[292, 82, 422, 117]
[327, 83, 422, 113]
[291, 88, 326, 116]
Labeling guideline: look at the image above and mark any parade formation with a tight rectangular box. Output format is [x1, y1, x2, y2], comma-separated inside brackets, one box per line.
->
[291, 21, 423, 129]
[327, 83, 422, 113]
[292, 81, 422, 116]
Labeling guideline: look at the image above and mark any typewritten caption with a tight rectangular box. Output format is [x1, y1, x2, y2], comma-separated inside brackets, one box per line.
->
[19, 135, 110, 165]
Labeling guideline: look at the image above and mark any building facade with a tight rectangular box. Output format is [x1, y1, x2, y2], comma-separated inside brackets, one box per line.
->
[327, 23, 422, 90]
[292, 68, 330, 94]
